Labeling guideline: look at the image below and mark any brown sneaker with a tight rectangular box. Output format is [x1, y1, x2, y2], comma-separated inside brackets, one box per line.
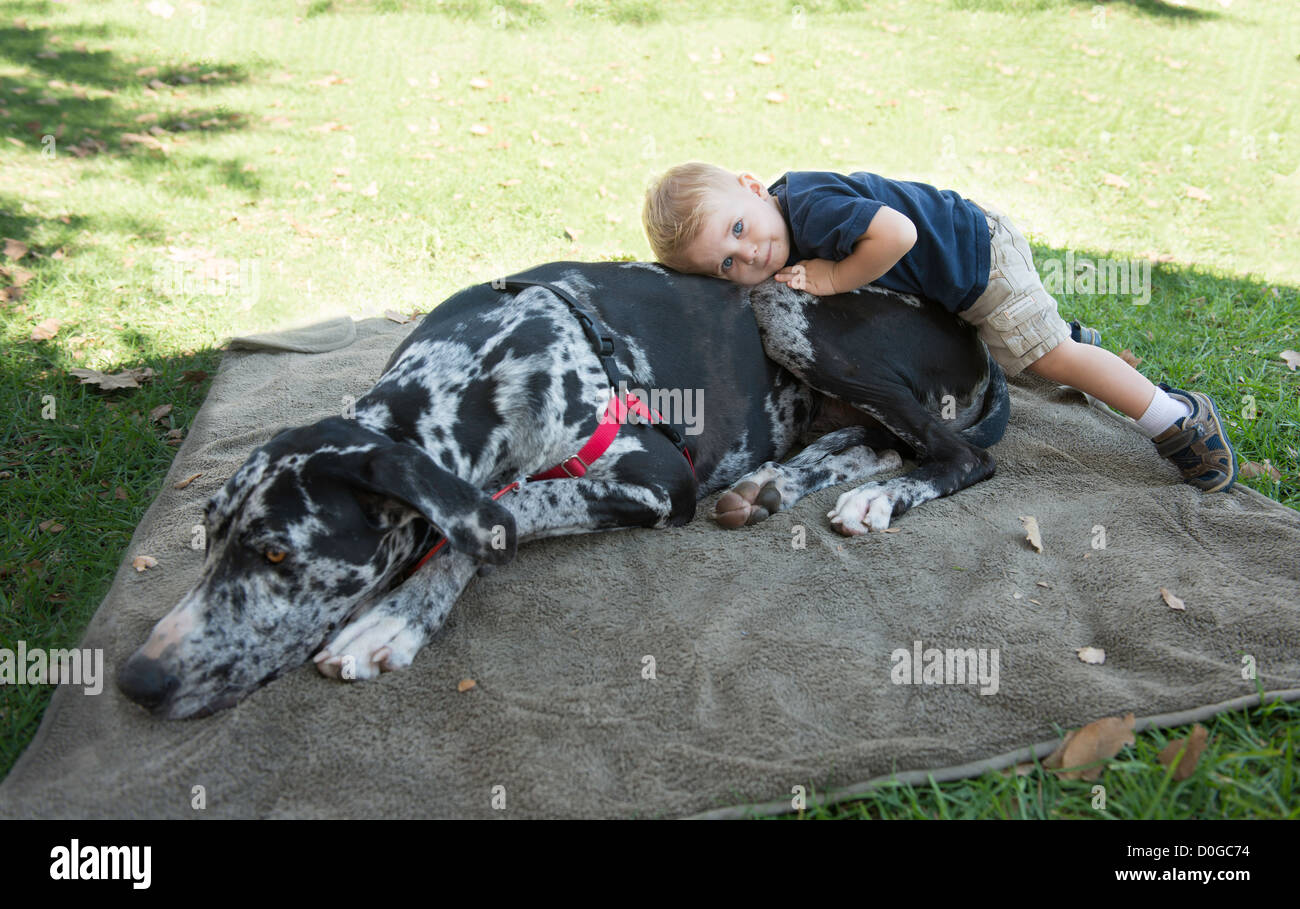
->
[1151, 384, 1237, 493]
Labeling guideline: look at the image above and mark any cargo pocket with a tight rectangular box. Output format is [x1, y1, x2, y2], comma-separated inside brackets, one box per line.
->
[985, 292, 1043, 359]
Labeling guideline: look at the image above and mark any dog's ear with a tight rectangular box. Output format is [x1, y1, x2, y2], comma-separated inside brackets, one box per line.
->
[350, 442, 517, 565]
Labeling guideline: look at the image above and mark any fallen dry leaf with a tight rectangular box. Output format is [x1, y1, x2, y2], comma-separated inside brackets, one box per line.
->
[1239, 460, 1282, 481]
[1118, 349, 1143, 367]
[1184, 185, 1212, 202]
[469, 77, 491, 89]
[8, 266, 35, 287]
[1076, 646, 1106, 665]
[120, 132, 168, 152]
[173, 473, 202, 490]
[457, 678, 476, 692]
[765, 91, 787, 103]
[1157, 723, 1209, 781]
[384, 310, 411, 324]
[38, 519, 65, 533]
[469, 123, 491, 136]
[1159, 587, 1186, 611]
[359, 181, 378, 198]
[752, 52, 774, 65]
[68, 366, 155, 390]
[132, 555, 158, 572]
[1281, 350, 1300, 372]
[1044, 712, 1136, 781]
[3, 238, 29, 260]
[1101, 172, 1130, 189]
[166, 245, 215, 263]
[1019, 515, 1043, 553]
[149, 403, 173, 423]
[1036, 581, 1051, 589]
[30, 317, 60, 341]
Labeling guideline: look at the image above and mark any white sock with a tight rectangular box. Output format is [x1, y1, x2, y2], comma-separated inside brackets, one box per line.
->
[1135, 388, 1191, 438]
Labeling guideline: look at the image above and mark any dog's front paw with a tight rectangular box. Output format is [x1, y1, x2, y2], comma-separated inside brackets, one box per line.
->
[713, 464, 785, 529]
[314, 611, 426, 681]
[827, 483, 894, 534]
[713, 479, 785, 528]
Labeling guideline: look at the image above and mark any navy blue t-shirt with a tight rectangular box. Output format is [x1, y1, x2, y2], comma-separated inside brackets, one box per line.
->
[768, 171, 990, 312]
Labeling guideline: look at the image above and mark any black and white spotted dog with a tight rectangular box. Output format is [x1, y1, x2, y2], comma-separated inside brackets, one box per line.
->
[118, 261, 1008, 718]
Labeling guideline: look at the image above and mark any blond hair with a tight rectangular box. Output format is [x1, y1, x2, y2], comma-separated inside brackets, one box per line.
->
[642, 162, 740, 272]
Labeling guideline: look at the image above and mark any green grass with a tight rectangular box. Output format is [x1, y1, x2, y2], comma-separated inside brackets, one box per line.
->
[792, 684, 1299, 819]
[1, 0, 1297, 814]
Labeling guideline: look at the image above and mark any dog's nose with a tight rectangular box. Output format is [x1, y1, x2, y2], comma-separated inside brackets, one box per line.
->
[117, 654, 180, 710]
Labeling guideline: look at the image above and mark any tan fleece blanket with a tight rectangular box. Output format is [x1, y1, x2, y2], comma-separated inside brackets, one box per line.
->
[2, 314, 1297, 819]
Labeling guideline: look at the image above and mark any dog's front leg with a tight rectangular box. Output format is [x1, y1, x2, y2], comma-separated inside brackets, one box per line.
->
[314, 474, 686, 680]
[713, 425, 902, 528]
[314, 548, 479, 680]
[826, 384, 997, 534]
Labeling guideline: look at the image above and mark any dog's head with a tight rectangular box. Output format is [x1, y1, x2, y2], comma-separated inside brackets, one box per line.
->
[117, 417, 515, 719]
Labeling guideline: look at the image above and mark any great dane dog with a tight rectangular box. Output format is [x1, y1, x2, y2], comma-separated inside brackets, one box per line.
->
[118, 261, 1008, 718]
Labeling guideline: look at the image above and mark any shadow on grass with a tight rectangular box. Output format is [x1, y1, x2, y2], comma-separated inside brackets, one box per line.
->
[296, 0, 673, 25]
[0, 323, 223, 781]
[951, 0, 1220, 21]
[0, 13, 270, 300]
[0, 18, 258, 193]
[1081, 0, 1221, 21]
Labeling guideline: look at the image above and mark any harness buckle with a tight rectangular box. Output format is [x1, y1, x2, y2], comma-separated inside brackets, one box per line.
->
[559, 454, 589, 478]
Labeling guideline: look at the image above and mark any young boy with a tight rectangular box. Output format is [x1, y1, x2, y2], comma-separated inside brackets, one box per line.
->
[641, 163, 1237, 493]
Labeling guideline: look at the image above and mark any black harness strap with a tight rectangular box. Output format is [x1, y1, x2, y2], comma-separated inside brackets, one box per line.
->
[494, 277, 692, 463]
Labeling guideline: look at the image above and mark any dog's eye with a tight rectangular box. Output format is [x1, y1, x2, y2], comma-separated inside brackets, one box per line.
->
[265, 549, 288, 564]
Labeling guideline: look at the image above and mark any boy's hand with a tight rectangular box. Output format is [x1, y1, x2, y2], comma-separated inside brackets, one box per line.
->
[773, 207, 918, 296]
[775, 259, 840, 295]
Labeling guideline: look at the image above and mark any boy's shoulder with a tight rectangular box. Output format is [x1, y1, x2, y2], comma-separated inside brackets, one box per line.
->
[770, 171, 897, 213]
[770, 169, 881, 192]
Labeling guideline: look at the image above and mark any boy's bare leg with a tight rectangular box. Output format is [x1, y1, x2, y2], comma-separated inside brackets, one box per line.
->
[1025, 335, 1236, 492]
[1025, 337, 1155, 418]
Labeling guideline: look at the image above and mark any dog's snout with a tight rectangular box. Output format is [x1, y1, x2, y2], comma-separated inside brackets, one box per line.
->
[117, 654, 180, 711]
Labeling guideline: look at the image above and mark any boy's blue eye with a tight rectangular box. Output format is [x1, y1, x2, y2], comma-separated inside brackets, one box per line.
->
[732, 220, 743, 237]
[722, 256, 733, 271]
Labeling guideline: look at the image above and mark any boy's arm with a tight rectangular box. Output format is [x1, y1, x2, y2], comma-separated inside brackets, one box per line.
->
[776, 206, 917, 295]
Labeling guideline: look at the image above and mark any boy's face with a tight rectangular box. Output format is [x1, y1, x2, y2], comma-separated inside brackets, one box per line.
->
[683, 174, 790, 286]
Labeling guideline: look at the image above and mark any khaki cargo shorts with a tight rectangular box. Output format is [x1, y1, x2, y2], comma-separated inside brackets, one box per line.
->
[960, 203, 1071, 377]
